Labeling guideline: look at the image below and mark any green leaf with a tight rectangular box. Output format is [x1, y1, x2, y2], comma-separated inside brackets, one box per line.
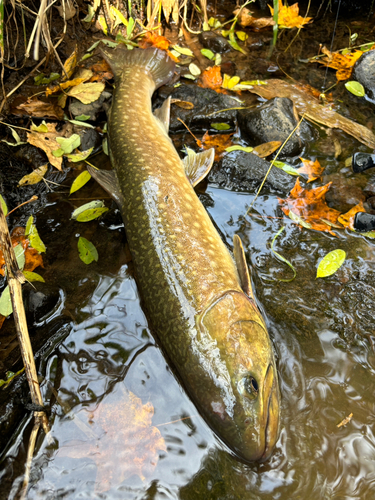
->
[127, 17, 135, 37]
[25, 216, 46, 253]
[71, 200, 105, 219]
[70, 171, 92, 194]
[30, 120, 48, 133]
[102, 137, 109, 155]
[65, 148, 94, 163]
[358, 230, 375, 238]
[100, 39, 118, 48]
[225, 145, 253, 153]
[34, 73, 60, 85]
[78, 237, 99, 264]
[80, 53, 93, 62]
[215, 53, 222, 66]
[0, 194, 8, 216]
[87, 41, 101, 52]
[0, 286, 12, 317]
[345, 81, 365, 97]
[236, 31, 248, 41]
[288, 210, 312, 229]
[66, 119, 95, 129]
[189, 63, 201, 76]
[229, 31, 247, 54]
[75, 114, 91, 121]
[0, 368, 25, 388]
[25, 215, 33, 236]
[55, 134, 81, 154]
[316, 249, 346, 278]
[182, 74, 196, 80]
[76, 207, 109, 222]
[23, 271, 45, 283]
[172, 45, 194, 56]
[14, 243, 25, 270]
[273, 160, 300, 176]
[201, 49, 215, 60]
[211, 123, 231, 130]
[270, 227, 296, 282]
[83, 4, 95, 23]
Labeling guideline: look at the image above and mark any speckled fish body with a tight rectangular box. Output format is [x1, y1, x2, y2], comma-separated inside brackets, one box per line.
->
[94, 47, 280, 462]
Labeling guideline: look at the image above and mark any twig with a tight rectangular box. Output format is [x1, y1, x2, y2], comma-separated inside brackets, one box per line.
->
[246, 113, 306, 214]
[6, 195, 38, 217]
[18, 412, 44, 500]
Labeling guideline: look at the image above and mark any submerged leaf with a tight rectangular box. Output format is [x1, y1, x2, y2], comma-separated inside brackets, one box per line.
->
[25, 216, 46, 253]
[316, 249, 346, 278]
[71, 200, 105, 220]
[0, 195, 8, 216]
[19, 165, 48, 186]
[76, 207, 109, 222]
[23, 271, 45, 283]
[0, 286, 12, 317]
[198, 66, 224, 93]
[197, 131, 233, 161]
[298, 158, 325, 182]
[211, 123, 231, 130]
[270, 226, 296, 282]
[78, 237, 98, 264]
[70, 171, 92, 194]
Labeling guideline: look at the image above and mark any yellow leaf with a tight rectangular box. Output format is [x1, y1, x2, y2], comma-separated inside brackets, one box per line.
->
[18, 164, 48, 186]
[269, 0, 313, 29]
[67, 82, 105, 104]
[337, 201, 366, 230]
[27, 123, 63, 170]
[62, 46, 78, 81]
[298, 158, 325, 182]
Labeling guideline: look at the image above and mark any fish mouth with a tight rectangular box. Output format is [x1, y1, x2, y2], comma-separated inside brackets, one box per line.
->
[260, 363, 280, 461]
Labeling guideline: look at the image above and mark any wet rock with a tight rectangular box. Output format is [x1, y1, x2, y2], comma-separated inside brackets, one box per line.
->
[353, 50, 375, 103]
[352, 152, 375, 173]
[22, 283, 61, 326]
[353, 212, 375, 232]
[323, 172, 366, 212]
[198, 31, 231, 53]
[77, 127, 102, 152]
[208, 151, 295, 194]
[169, 84, 240, 133]
[238, 97, 316, 156]
[69, 91, 112, 120]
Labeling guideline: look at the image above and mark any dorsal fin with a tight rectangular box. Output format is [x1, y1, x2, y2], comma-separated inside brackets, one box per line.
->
[87, 166, 124, 208]
[183, 148, 215, 187]
[154, 97, 171, 134]
[233, 234, 256, 301]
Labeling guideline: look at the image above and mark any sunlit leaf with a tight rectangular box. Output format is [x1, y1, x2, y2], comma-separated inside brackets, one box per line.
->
[78, 237, 98, 264]
[273, 160, 300, 176]
[337, 201, 366, 230]
[76, 207, 109, 222]
[197, 131, 233, 161]
[201, 48, 215, 60]
[71, 200, 105, 220]
[0, 195, 8, 216]
[269, 0, 313, 29]
[316, 249, 346, 278]
[198, 66, 224, 93]
[25, 216, 46, 253]
[236, 31, 248, 41]
[253, 141, 281, 158]
[30, 120, 49, 133]
[211, 123, 231, 130]
[270, 226, 296, 282]
[225, 145, 253, 153]
[189, 63, 201, 77]
[215, 53, 222, 65]
[23, 271, 45, 283]
[18, 164, 48, 186]
[70, 171, 92, 194]
[62, 45, 78, 81]
[98, 14, 108, 35]
[65, 148, 94, 163]
[229, 31, 247, 54]
[0, 286, 12, 317]
[53, 134, 81, 156]
[14, 243, 25, 270]
[345, 81, 365, 97]
[315, 47, 363, 81]
[67, 82, 105, 105]
[298, 157, 325, 182]
[172, 45, 194, 56]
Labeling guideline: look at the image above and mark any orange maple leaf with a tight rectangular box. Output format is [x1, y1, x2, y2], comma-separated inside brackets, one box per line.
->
[138, 32, 178, 62]
[337, 201, 366, 230]
[278, 178, 341, 234]
[269, 0, 313, 29]
[58, 388, 166, 493]
[298, 158, 325, 182]
[197, 131, 233, 161]
[0, 228, 44, 276]
[316, 47, 364, 81]
[198, 66, 226, 93]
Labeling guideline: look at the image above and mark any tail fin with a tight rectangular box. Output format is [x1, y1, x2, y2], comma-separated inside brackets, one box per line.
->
[101, 46, 175, 89]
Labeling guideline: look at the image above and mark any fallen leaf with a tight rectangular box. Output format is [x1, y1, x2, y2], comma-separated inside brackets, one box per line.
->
[273, 160, 300, 176]
[78, 237, 98, 264]
[71, 200, 106, 220]
[89, 59, 114, 82]
[225, 145, 253, 153]
[56, 0, 76, 20]
[0, 195, 8, 216]
[337, 412, 353, 428]
[270, 226, 296, 282]
[58, 388, 166, 492]
[315, 47, 364, 81]
[23, 271, 45, 283]
[25, 216, 46, 253]
[139, 32, 178, 62]
[67, 82, 105, 104]
[198, 66, 225, 93]
[15, 99, 64, 120]
[70, 171, 92, 194]
[27, 122, 63, 170]
[197, 131, 233, 161]
[46, 77, 88, 96]
[316, 249, 346, 278]
[253, 141, 282, 158]
[62, 45, 79, 81]
[53, 134, 81, 157]
[201, 48, 215, 60]
[337, 201, 366, 230]
[0, 228, 44, 277]
[248, 79, 375, 149]
[278, 178, 341, 235]
[18, 165, 48, 186]
[298, 158, 325, 182]
[345, 80, 365, 97]
[269, 0, 313, 29]
[172, 99, 194, 109]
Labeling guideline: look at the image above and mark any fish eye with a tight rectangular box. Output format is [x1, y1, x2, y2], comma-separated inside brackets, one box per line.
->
[238, 375, 259, 400]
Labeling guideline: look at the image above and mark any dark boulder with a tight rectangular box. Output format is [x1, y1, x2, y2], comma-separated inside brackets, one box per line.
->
[353, 50, 375, 103]
[238, 97, 316, 156]
[198, 31, 231, 53]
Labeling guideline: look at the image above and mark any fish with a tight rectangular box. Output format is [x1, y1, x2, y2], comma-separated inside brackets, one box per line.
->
[88, 47, 280, 462]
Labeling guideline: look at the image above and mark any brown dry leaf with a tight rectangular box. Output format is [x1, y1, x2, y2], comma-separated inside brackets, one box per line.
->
[248, 79, 375, 149]
[197, 131, 233, 161]
[253, 141, 281, 158]
[278, 178, 341, 235]
[89, 59, 114, 82]
[46, 77, 88, 96]
[298, 158, 324, 182]
[62, 45, 78, 81]
[337, 201, 366, 230]
[138, 32, 178, 62]
[67, 82, 105, 104]
[316, 47, 364, 81]
[58, 389, 166, 493]
[27, 122, 63, 170]
[15, 99, 64, 120]
[234, 7, 275, 29]
[161, 0, 176, 21]
[269, 0, 313, 29]
[0, 229, 44, 276]
[198, 66, 226, 93]
[172, 99, 194, 109]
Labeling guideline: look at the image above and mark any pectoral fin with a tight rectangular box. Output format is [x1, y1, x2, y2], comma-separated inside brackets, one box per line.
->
[87, 166, 124, 208]
[154, 97, 171, 134]
[183, 148, 215, 187]
[233, 234, 256, 302]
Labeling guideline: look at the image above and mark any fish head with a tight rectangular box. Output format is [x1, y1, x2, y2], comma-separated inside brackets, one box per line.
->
[198, 291, 280, 462]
